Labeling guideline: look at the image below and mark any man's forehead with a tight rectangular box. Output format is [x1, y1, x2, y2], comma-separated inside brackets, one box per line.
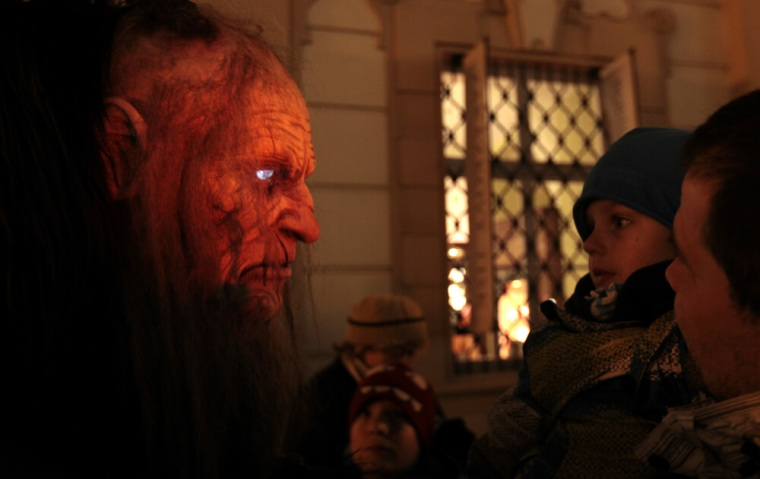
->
[677, 175, 713, 251]
[682, 174, 715, 213]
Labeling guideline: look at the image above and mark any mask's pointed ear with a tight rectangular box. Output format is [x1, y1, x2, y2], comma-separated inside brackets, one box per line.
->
[100, 97, 147, 199]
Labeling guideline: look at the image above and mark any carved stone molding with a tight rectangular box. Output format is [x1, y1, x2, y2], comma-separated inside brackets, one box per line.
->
[565, 0, 631, 24]
[368, 0, 392, 51]
[564, 0, 589, 26]
[483, 0, 507, 15]
[644, 7, 677, 36]
[292, 0, 316, 48]
[297, 0, 388, 51]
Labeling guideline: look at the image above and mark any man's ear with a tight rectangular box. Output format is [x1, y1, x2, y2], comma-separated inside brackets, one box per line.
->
[100, 96, 147, 199]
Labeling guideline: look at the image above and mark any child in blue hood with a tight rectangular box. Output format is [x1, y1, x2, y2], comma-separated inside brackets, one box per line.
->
[468, 128, 708, 479]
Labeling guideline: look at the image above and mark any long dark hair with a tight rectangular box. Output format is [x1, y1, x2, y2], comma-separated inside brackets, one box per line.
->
[1, 1, 132, 476]
[2, 2, 309, 477]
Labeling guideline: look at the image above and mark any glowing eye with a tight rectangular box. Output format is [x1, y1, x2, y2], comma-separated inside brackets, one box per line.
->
[256, 169, 275, 181]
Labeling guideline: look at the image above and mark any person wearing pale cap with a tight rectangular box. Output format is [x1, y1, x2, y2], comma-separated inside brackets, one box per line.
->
[345, 294, 429, 370]
[296, 294, 431, 472]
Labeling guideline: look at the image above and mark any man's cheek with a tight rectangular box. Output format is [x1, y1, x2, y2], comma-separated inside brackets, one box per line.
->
[673, 294, 693, 335]
[665, 260, 682, 292]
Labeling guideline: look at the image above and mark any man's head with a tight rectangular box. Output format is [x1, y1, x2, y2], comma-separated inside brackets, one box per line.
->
[573, 127, 689, 288]
[342, 294, 428, 367]
[666, 90, 760, 400]
[347, 363, 437, 477]
[103, 2, 320, 472]
[103, 3, 319, 320]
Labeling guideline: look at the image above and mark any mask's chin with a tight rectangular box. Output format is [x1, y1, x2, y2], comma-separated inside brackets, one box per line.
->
[211, 279, 284, 323]
[244, 285, 283, 322]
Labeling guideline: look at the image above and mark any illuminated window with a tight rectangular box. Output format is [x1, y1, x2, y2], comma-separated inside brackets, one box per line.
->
[442, 49, 631, 371]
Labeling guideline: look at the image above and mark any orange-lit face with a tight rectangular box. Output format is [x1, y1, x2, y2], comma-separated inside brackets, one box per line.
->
[197, 56, 319, 320]
[349, 399, 420, 477]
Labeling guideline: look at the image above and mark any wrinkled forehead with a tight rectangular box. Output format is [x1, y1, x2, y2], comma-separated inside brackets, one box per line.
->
[244, 74, 314, 173]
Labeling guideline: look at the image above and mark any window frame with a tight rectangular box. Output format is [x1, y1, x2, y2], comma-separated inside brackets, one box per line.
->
[441, 42, 640, 372]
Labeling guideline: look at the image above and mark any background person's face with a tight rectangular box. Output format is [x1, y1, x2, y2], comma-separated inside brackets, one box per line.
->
[667, 176, 760, 399]
[349, 399, 420, 477]
[362, 348, 415, 369]
[583, 199, 676, 288]
[198, 57, 320, 320]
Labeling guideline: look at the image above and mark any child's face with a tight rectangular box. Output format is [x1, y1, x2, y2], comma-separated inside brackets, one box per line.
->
[361, 346, 415, 369]
[349, 399, 420, 477]
[583, 199, 677, 288]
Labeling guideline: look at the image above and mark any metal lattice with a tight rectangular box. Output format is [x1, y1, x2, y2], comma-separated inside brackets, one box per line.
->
[443, 55, 607, 368]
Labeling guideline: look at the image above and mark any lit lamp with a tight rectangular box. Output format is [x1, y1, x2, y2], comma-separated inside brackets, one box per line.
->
[497, 279, 531, 358]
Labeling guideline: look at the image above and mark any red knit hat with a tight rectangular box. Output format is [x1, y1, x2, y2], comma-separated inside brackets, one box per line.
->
[347, 363, 437, 448]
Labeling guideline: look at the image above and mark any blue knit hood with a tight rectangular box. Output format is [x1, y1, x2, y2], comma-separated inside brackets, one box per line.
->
[573, 127, 691, 241]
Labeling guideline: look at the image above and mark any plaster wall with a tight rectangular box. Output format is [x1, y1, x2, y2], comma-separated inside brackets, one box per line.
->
[200, 0, 755, 437]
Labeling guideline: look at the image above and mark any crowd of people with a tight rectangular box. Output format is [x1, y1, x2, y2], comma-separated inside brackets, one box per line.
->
[297, 293, 474, 477]
[3, 0, 760, 478]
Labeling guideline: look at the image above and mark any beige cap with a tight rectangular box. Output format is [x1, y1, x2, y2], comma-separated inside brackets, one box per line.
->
[346, 294, 428, 350]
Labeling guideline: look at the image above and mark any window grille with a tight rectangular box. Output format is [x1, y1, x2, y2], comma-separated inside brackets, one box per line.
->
[442, 52, 608, 371]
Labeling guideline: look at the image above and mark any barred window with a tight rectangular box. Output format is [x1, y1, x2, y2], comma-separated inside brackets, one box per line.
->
[442, 46, 637, 372]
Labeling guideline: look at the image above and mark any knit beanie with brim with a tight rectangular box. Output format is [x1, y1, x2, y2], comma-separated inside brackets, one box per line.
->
[573, 127, 691, 241]
[348, 362, 437, 448]
[347, 294, 428, 351]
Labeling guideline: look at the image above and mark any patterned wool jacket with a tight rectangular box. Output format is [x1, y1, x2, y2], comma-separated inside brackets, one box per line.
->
[468, 261, 707, 479]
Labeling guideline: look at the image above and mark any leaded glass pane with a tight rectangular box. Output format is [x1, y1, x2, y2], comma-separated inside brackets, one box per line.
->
[442, 53, 607, 371]
[444, 175, 469, 244]
[527, 69, 604, 165]
[487, 70, 521, 162]
[442, 71, 467, 160]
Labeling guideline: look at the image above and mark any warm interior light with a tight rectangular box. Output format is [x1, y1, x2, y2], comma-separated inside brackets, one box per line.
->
[448, 267, 465, 283]
[449, 294, 467, 311]
[447, 246, 465, 259]
[497, 278, 531, 349]
[509, 324, 530, 343]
